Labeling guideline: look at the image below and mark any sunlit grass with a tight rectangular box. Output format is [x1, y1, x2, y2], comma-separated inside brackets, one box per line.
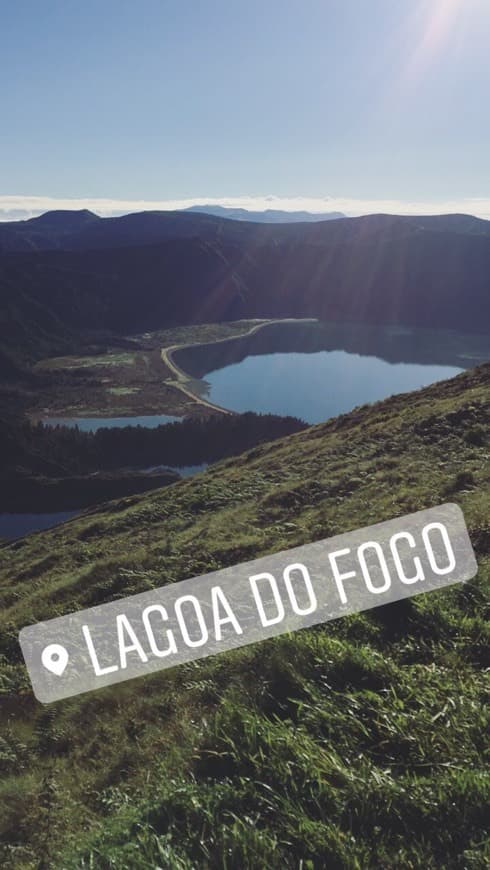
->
[0, 364, 488, 868]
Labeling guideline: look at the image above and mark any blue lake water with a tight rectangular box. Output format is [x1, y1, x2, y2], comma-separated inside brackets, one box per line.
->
[176, 321, 489, 424]
[0, 512, 79, 541]
[8, 322, 488, 539]
[202, 350, 463, 423]
[0, 465, 207, 540]
[141, 463, 209, 478]
[41, 323, 490, 429]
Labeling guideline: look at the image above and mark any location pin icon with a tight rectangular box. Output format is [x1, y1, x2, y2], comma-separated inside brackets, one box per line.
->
[41, 644, 69, 676]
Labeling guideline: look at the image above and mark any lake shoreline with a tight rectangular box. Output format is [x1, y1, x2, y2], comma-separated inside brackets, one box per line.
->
[161, 317, 318, 415]
[26, 319, 307, 424]
[166, 320, 490, 423]
[27, 318, 487, 425]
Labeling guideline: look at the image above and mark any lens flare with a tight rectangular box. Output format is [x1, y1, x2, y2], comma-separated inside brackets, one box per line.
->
[405, 0, 474, 84]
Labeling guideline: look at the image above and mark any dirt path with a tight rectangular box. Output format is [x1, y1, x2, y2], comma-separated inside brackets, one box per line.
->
[161, 318, 317, 415]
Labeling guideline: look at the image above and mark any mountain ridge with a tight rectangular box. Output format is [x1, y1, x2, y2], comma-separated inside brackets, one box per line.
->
[1, 210, 489, 375]
[182, 204, 346, 222]
[1, 223, 489, 372]
[0, 208, 489, 253]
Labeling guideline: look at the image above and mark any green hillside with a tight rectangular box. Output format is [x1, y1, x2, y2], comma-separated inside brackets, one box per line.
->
[0, 364, 488, 868]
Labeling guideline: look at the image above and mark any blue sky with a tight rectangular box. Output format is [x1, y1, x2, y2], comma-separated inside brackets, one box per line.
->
[1, 0, 489, 218]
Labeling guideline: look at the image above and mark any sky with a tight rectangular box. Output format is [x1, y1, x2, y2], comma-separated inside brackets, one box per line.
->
[1, 0, 489, 219]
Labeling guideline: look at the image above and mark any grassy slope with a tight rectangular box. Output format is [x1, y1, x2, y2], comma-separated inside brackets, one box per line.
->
[28, 320, 269, 418]
[0, 365, 489, 868]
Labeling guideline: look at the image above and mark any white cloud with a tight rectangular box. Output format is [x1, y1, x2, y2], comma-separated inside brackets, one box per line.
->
[0, 193, 489, 221]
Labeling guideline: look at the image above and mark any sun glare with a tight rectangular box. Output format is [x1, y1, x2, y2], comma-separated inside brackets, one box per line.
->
[405, 0, 464, 83]
[394, 0, 489, 94]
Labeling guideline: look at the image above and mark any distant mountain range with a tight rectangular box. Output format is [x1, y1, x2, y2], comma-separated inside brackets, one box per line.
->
[0, 207, 349, 253]
[0, 209, 489, 371]
[1, 207, 489, 253]
[182, 204, 346, 222]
